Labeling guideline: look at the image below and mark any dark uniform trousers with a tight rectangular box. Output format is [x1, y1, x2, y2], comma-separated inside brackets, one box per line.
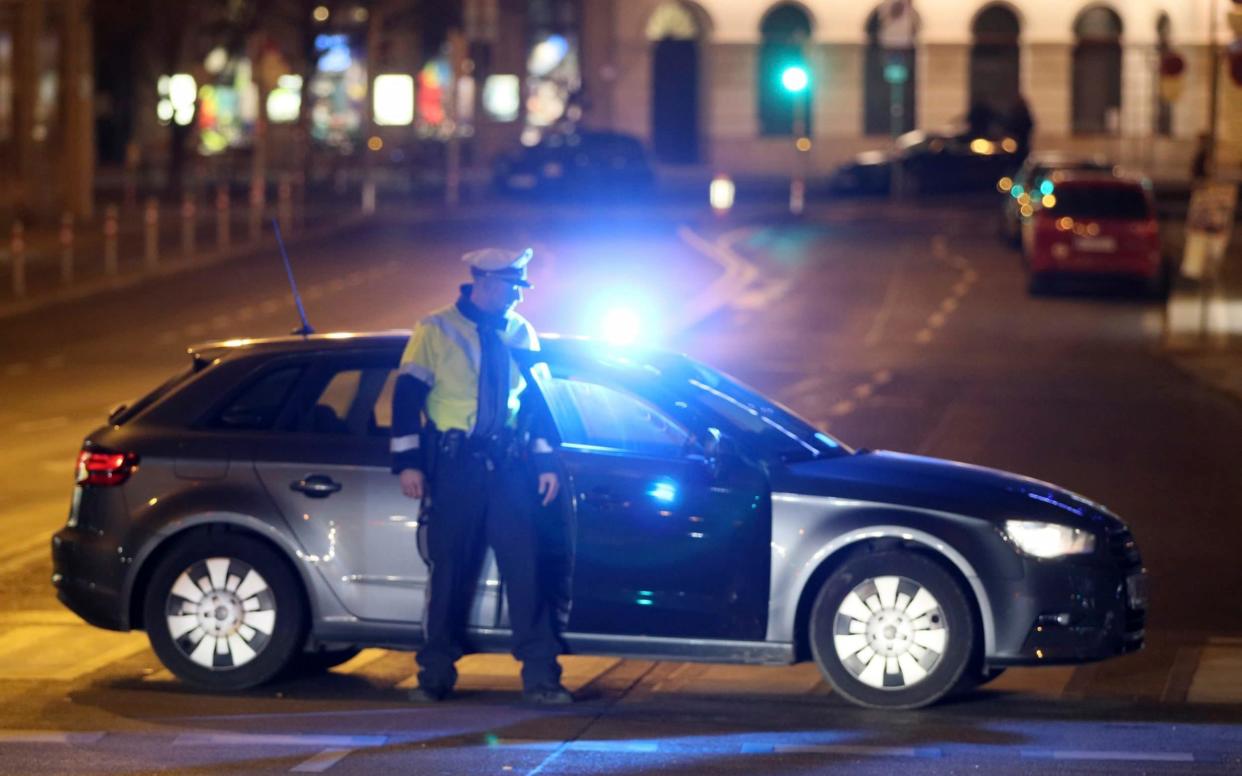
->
[417, 435, 563, 690]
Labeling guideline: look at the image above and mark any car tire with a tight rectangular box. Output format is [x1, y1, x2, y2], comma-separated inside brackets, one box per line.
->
[1027, 273, 1052, 296]
[143, 532, 307, 691]
[809, 550, 974, 709]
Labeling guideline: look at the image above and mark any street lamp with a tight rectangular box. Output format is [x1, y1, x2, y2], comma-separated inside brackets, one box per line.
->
[781, 64, 810, 215]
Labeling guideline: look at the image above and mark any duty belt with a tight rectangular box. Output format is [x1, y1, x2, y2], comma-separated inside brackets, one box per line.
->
[438, 429, 523, 468]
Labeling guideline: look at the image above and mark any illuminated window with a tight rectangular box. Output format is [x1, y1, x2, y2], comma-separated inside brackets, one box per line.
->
[0, 31, 11, 142]
[373, 74, 414, 126]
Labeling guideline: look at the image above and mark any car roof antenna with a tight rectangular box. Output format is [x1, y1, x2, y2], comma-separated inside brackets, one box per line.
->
[272, 217, 314, 337]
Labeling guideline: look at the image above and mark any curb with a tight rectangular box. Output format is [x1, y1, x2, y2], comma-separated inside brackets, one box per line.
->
[0, 213, 374, 322]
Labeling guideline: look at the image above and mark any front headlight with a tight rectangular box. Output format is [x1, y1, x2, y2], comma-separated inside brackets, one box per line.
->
[1003, 520, 1096, 559]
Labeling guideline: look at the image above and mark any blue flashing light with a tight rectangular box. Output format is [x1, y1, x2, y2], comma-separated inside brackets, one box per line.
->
[649, 481, 677, 504]
[601, 307, 642, 346]
[814, 432, 840, 449]
[636, 598, 654, 606]
[1039, 180, 1055, 196]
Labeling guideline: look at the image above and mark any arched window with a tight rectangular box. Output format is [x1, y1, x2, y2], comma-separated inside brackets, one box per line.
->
[969, 4, 1020, 137]
[1155, 13, 1172, 137]
[1072, 6, 1123, 135]
[648, 2, 703, 163]
[864, 5, 917, 137]
[758, 3, 812, 137]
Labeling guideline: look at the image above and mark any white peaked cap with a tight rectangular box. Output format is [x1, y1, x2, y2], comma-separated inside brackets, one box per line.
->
[462, 247, 534, 271]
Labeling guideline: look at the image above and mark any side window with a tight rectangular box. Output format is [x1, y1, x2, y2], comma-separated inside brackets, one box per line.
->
[299, 366, 396, 437]
[212, 366, 303, 430]
[542, 377, 689, 457]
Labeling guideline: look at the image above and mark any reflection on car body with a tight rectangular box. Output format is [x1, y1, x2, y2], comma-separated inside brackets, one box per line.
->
[53, 333, 1146, 708]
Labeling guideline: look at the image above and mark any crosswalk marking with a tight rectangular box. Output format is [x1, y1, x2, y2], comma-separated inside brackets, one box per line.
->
[291, 748, 354, 772]
[1187, 642, 1242, 703]
[0, 625, 148, 680]
[0, 730, 106, 744]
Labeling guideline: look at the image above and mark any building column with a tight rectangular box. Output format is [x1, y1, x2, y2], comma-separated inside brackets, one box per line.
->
[812, 43, 862, 140]
[917, 43, 966, 132]
[63, 0, 93, 219]
[1120, 42, 1155, 138]
[1025, 43, 1071, 142]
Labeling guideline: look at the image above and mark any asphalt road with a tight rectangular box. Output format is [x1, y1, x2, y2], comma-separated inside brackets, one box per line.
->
[1, 201, 1240, 773]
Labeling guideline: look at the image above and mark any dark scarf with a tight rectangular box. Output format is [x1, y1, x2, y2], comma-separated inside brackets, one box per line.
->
[457, 285, 509, 438]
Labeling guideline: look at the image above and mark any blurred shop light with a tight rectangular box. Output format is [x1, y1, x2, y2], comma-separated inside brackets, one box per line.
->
[710, 174, 735, 215]
[316, 34, 352, 73]
[204, 47, 228, 75]
[312, 5, 330, 22]
[374, 74, 414, 126]
[156, 99, 174, 124]
[266, 75, 302, 123]
[350, 6, 369, 23]
[169, 73, 197, 126]
[529, 35, 568, 77]
[483, 75, 520, 122]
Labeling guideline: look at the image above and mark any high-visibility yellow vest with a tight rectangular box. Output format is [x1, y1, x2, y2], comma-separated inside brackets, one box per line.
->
[398, 303, 537, 433]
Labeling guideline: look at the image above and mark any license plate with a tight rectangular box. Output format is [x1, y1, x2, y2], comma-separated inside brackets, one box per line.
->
[1074, 236, 1117, 253]
[1126, 572, 1148, 609]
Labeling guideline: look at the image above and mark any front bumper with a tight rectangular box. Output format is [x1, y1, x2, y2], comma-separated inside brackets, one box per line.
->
[51, 526, 129, 631]
[987, 547, 1146, 666]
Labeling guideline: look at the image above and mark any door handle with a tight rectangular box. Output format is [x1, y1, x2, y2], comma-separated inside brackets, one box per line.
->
[585, 485, 626, 508]
[291, 474, 342, 498]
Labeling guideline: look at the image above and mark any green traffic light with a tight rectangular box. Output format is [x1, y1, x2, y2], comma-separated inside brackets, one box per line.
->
[781, 65, 809, 93]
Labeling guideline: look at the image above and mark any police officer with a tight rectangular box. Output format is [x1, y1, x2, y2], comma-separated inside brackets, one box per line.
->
[391, 247, 571, 704]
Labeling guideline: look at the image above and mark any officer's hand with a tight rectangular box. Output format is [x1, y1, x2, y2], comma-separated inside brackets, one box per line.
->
[399, 469, 426, 500]
[538, 472, 560, 507]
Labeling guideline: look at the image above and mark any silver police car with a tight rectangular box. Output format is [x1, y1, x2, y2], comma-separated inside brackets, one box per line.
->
[53, 333, 1146, 708]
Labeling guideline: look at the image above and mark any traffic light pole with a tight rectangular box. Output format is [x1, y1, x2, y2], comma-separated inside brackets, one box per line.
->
[791, 96, 806, 216]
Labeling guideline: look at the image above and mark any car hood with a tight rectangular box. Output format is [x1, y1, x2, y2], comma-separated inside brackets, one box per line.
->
[778, 450, 1119, 530]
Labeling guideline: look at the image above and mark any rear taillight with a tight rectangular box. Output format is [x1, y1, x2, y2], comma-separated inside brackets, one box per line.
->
[76, 449, 139, 487]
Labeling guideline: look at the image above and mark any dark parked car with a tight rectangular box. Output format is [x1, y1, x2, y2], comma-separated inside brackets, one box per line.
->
[54, 334, 1146, 708]
[493, 130, 656, 200]
[998, 153, 1114, 246]
[828, 131, 1023, 197]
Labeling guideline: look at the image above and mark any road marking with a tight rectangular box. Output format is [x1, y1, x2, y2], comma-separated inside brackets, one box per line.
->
[0, 625, 149, 680]
[675, 226, 762, 332]
[4, 363, 31, 377]
[915, 328, 934, 344]
[851, 383, 873, 399]
[863, 264, 903, 348]
[0, 534, 57, 575]
[42, 355, 65, 369]
[175, 733, 386, 748]
[940, 298, 958, 313]
[291, 748, 354, 772]
[15, 416, 69, 433]
[185, 323, 206, 337]
[952, 282, 970, 296]
[157, 331, 177, 345]
[331, 648, 390, 675]
[1021, 750, 1194, 762]
[872, 369, 892, 385]
[0, 730, 106, 744]
[0, 610, 80, 626]
[768, 744, 936, 758]
[927, 311, 946, 329]
[1187, 643, 1242, 703]
[259, 299, 281, 315]
[827, 400, 854, 417]
[210, 314, 231, 330]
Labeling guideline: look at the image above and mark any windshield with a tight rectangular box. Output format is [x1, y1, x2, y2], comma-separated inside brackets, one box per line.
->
[681, 359, 849, 461]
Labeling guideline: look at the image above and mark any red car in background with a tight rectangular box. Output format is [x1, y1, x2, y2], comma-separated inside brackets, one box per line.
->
[1023, 174, 1166, 297]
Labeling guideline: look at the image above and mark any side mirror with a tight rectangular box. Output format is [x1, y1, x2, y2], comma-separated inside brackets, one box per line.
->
[701, 427, 739, 478]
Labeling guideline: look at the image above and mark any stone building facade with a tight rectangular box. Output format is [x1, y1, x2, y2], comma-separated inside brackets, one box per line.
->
[575, 0, 1241, 178]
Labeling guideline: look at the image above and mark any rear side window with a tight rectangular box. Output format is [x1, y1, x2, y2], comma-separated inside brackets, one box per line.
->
[110, 367, 197, 425]
[211, 366, 303, 430]
[296, 366, 396, 437]
[1049, 187, 1150, 220]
